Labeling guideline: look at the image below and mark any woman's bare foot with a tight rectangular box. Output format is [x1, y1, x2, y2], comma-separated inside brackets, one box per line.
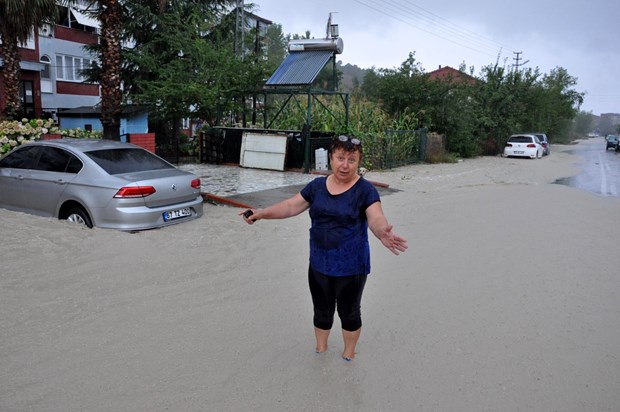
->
[314, 327, 330, 353]
[342, 352, 355, 361]
[341, 328, 361, 361]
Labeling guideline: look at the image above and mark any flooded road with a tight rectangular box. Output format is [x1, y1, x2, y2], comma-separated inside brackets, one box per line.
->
[554, 136, 620, 197]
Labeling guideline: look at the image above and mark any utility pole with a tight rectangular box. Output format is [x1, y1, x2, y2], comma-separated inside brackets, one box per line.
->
[512, 51, 529, 70]
[234, 0, 245, 59]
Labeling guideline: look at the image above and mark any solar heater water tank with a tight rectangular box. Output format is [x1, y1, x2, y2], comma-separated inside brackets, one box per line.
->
[288, 38, 344, 54]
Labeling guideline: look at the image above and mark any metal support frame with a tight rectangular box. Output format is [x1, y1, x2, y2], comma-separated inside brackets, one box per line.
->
[259, 87, 350, 173]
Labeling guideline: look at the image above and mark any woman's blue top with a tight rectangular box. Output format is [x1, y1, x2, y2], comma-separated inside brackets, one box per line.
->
[300, 176, 380, 277]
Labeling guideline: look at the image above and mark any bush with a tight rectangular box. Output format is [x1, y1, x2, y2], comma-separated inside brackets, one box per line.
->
[57, 128, 102, 139]
[0, 118, 58, 155]
[0, 119, 103, 156]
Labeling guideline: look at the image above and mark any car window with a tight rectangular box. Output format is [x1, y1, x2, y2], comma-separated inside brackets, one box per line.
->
[36, 147, 83, 173]
[85, 148, 174, 175]
[66, 155, 83, 173]
[508, 136, 533, 143]
[0, 145, 40, 169]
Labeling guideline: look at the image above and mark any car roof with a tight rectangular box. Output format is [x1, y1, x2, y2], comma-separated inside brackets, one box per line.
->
[30, 138, 140, 153]
[509, 134, 537, 138]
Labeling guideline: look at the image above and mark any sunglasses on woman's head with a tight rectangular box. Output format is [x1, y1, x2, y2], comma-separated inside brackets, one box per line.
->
[338, 135, 361, 145]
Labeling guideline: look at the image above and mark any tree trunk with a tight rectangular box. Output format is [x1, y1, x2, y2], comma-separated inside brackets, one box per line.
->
[99, 0, 123, 140]
[0, 33, 22, 120]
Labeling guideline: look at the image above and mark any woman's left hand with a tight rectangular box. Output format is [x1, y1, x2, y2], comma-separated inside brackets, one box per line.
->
[379, 225, 408, 255]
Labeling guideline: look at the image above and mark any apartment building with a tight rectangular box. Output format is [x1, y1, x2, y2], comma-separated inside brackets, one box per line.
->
[0, 2, 100, 120]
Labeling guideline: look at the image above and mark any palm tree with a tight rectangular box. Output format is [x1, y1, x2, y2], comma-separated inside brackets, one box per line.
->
[76, 0, 123, 140]
[0, 0, 57, 119]
[97, 0, 123, 140]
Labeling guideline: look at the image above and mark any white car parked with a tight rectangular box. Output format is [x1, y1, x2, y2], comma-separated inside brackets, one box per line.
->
[503, 134, 543, 159]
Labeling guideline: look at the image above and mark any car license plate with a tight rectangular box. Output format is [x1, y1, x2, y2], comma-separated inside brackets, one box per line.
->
[163, 207, 191, 221]
[514, 151, 524, 154]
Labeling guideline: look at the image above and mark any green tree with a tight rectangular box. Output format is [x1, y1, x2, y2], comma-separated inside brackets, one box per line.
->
[428, 77, 479, 157]
[472, 63, 521, 153]
[537, 67, 583, 140]
[349, 52, 586, 158]
[470, 63, 582, 153]
[360, 69, 381, 99]
[121, 0, 274, 142]
[363, 52, 431, 122]
[0, 0, 57, 119]
[573, 111, 595, 137]
[264, 23, 286, 69]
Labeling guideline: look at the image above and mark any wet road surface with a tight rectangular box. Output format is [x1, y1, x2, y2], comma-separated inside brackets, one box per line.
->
[178, 163, 395, 209]
[554, 137, 620, 197]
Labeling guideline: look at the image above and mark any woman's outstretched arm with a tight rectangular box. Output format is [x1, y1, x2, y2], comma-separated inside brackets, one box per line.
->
[366, 201, 408, 255]
[239, 193, 309, 224]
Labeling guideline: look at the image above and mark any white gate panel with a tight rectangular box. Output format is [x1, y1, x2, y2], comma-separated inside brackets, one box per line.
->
[240, 132, 288, 171]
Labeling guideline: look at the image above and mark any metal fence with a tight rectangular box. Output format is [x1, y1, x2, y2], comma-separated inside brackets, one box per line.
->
[197, 127, 430, 171]
[365, 128, 428, 169]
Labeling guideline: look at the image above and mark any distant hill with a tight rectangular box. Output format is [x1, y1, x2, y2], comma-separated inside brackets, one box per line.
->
[337, 61, 371, 93]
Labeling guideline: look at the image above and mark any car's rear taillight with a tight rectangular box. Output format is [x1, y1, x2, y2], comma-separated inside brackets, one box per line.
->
[526, 144, 536, 148]
[191, 178, 201, 189]
[114, 186, 156, 198]
[505, 143, 513, 147]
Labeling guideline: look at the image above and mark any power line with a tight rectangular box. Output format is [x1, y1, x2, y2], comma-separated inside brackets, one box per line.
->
[383, 0, 506, 51]
[353, 0, 516, 61]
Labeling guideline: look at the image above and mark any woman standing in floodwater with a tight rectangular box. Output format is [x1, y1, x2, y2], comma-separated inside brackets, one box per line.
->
[240, 135, 407, 361]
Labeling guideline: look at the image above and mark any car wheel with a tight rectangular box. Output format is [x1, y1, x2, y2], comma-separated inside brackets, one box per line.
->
[66, 206, 93, 228]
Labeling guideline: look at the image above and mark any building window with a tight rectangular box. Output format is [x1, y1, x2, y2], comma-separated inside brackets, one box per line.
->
[40, 56, 51, 79]
[55, 56, 64, 79]
[56, 6, 98, 33]
[55, 54, 91, 82]
[40, 55, 53, 93]
[66, 57, 74, 80]
[18, 31, 36, 50]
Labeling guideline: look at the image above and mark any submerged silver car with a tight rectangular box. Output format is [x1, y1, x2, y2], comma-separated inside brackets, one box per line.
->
[0, 139, 203, 230]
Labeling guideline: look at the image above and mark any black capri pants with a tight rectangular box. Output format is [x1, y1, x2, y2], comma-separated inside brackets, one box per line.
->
[308, 265, 368, 332]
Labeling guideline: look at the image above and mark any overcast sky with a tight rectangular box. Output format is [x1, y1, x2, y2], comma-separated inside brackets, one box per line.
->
[251, 0, 619, 116]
